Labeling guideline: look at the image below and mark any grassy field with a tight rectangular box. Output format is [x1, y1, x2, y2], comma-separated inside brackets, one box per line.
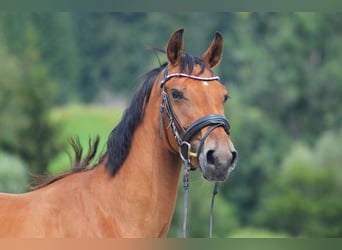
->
[48, 104, 123, 174]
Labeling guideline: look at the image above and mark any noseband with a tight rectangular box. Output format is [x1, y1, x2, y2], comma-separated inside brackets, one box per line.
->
[159, 65, 231, 237]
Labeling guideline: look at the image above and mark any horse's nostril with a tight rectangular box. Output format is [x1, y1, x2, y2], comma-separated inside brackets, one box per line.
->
[206, 150, 216, 165]
[231, 151, 238, 165]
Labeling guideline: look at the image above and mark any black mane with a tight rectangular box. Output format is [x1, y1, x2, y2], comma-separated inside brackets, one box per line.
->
[105, 53, 211, 176]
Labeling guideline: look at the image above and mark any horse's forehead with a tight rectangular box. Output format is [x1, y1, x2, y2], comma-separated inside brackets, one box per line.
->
[202, 81, 209, 86]
[187, 78, 225, 92]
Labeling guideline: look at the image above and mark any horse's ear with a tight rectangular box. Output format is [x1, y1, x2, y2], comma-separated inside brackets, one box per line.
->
[167, 29, 184, 66]
[202, 32, 224, 68]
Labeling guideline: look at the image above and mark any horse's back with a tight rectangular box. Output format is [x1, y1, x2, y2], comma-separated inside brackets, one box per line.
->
[0, 173, 121, 238]
[0, 192, 32, 237]
[0, 188, 69, 237]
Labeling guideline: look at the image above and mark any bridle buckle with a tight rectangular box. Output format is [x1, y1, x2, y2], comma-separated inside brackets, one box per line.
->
[180, 141, 197, 164]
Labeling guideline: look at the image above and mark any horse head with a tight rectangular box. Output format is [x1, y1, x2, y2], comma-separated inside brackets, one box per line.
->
[160, 29, 238, 182]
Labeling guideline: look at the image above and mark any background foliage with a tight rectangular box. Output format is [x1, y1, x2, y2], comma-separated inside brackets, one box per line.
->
[0, 13, 341, 237]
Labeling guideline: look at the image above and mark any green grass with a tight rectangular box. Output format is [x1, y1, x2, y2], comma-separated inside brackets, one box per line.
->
[48, 104, 123, 174]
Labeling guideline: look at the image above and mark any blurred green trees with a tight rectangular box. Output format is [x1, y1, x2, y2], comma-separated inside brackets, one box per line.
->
[254, 129, 342, 237]
[217, 13, 342, 233]
[0, 15, 59, 177]
[0, 152, 27, 193]
[0, 35, 24, 152]
[0, 13, 341, 237]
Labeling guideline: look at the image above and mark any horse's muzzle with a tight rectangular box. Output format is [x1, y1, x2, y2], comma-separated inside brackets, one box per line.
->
[198, 147, 238, 182]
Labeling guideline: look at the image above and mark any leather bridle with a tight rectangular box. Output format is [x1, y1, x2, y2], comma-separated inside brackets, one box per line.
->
[159, 65, 231, 238]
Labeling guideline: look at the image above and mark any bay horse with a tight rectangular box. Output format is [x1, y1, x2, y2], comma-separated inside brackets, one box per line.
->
[0, 29, 237, 237]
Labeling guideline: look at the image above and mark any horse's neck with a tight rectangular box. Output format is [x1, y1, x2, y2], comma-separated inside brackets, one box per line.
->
[93, 105, 182, 237]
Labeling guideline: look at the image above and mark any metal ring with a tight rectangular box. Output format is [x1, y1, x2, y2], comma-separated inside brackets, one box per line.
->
[179, 141, 198, 163]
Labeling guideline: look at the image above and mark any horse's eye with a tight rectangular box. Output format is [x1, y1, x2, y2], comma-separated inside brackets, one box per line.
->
[224, 94, 229, 103]
[171, 89, 183, 100]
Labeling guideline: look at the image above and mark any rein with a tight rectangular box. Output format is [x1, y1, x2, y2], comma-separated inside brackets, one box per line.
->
[159, 65, 230, 238]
